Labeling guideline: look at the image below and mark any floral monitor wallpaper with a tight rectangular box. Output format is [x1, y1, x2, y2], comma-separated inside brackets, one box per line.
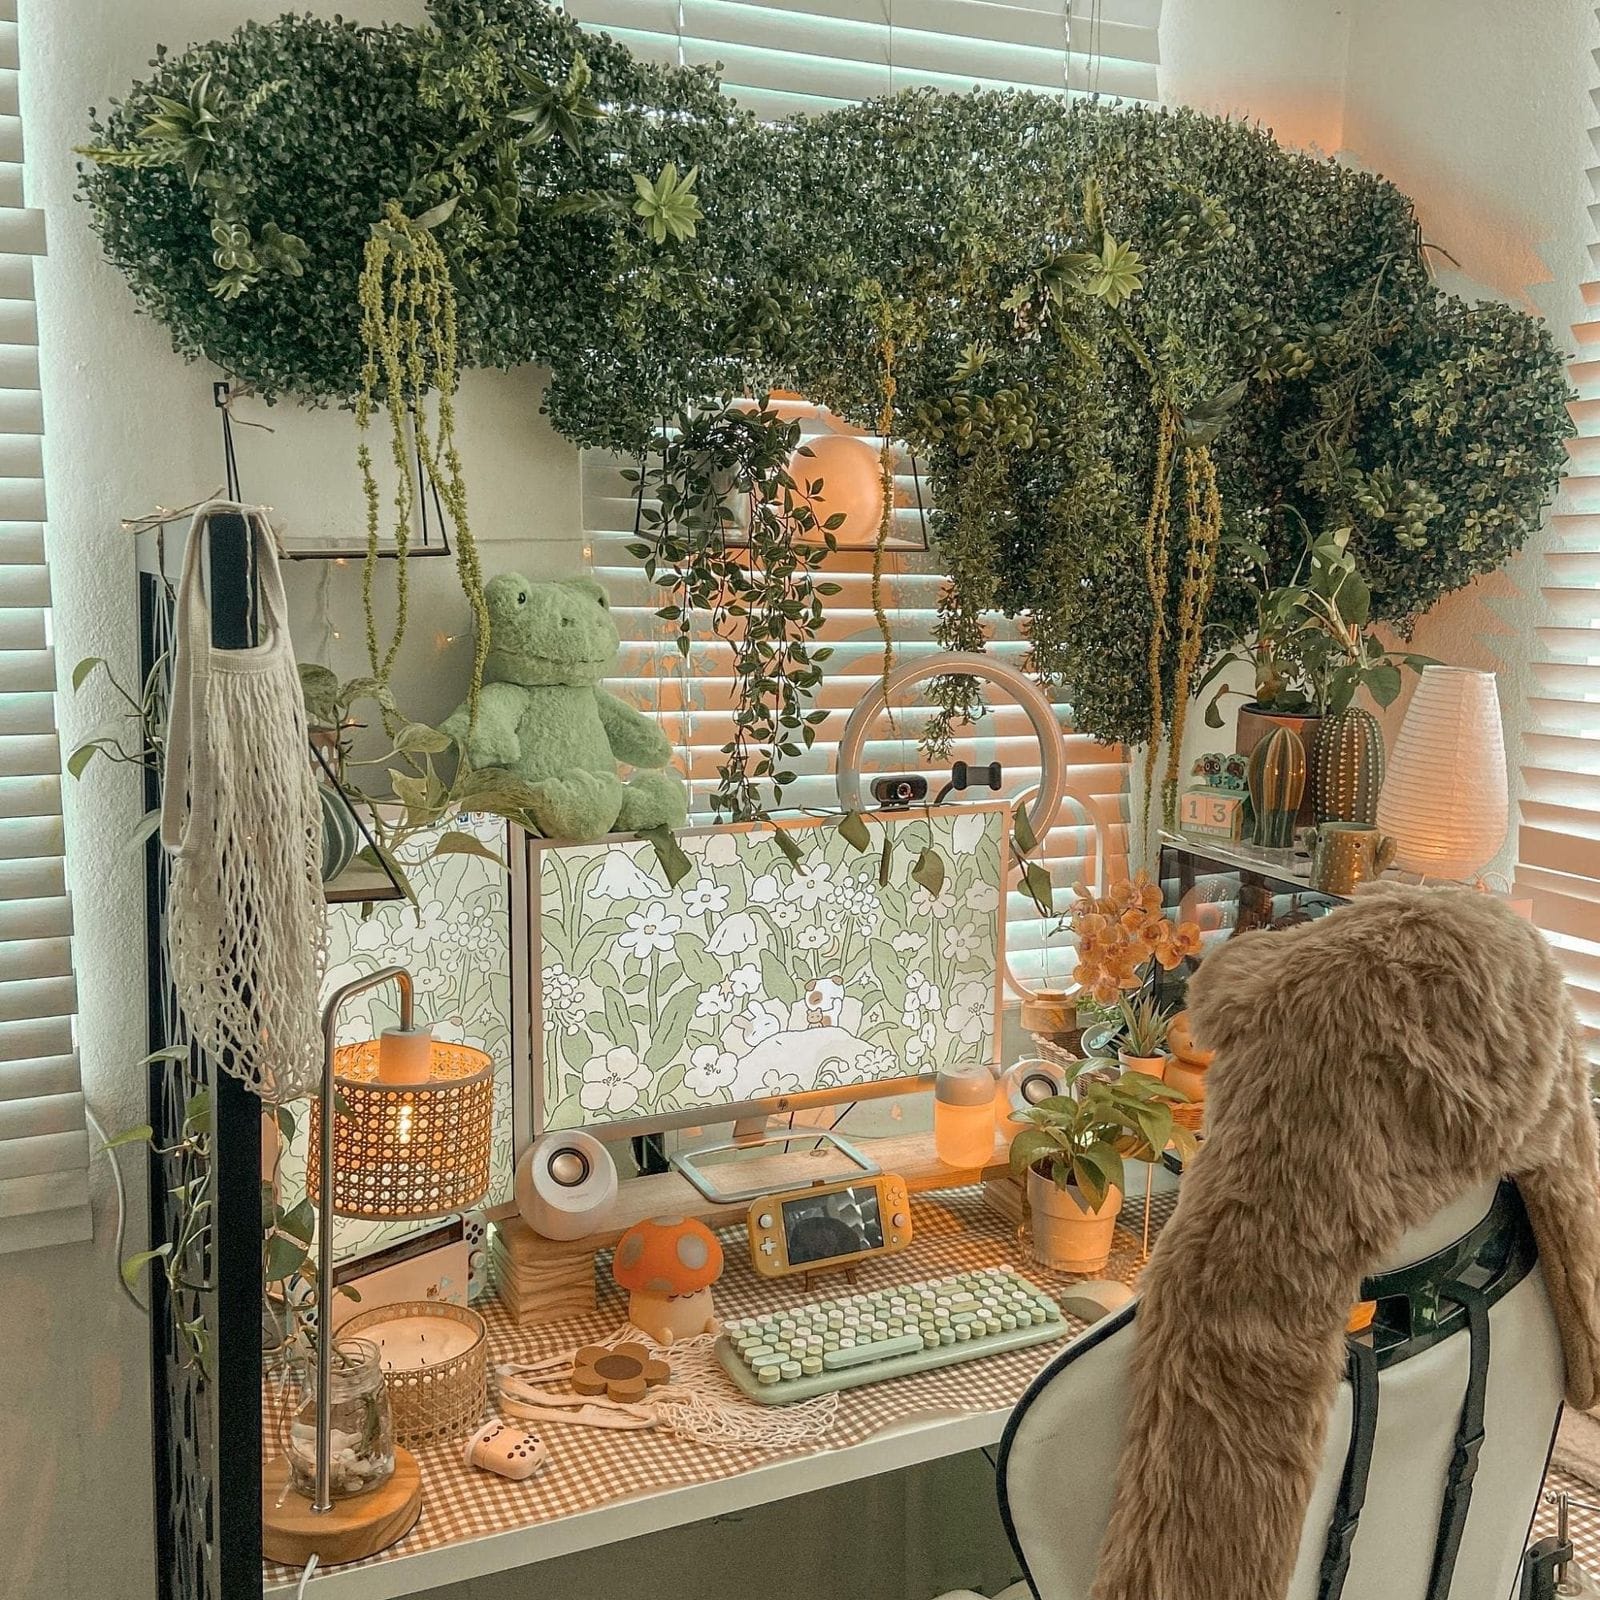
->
[533, 805, 1007, 1134]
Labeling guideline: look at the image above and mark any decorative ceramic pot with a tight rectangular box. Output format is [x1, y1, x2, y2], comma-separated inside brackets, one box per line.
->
[1235, 704, 1321, 825]
[1310, 706, 1386, 825]
[1027, 1166, 1121, 1274]
[1165, 1056, 1209, 1105]
[1247, 725, 1307, 849]
[1118, 1050, 1167, 1083]
[319, 783, 361, 884]
[1306, 821, 1397, 896]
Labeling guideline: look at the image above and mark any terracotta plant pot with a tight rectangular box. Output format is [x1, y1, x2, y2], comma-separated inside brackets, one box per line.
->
[1027, 1165, 1122, 1274]
[1118, 1050, 1167, 1083]
[1236, 703, 1321, 826]
[1165, 1057, 1208, 1104]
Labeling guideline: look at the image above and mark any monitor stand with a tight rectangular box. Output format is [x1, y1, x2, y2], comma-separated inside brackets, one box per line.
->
[674, 1125, 879, 1206]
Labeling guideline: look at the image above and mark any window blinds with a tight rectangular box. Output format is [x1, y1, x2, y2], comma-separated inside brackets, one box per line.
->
[0, 1, 90, 1252]
[565, 0, 1162, 120]
[583, 402, 1130, 989]
[1516, 275, 1600, 1069]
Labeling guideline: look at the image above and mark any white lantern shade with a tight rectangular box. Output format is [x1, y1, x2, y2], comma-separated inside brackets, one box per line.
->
[1375, 667, 1508, 881]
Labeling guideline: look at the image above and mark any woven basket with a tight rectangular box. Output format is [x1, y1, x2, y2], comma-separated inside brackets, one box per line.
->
[308, 1039, 494, 1220]
[341, 1300, 488, 1448]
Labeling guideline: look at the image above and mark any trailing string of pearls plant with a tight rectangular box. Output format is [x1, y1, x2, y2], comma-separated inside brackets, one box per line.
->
[77, 0, 1573, 827]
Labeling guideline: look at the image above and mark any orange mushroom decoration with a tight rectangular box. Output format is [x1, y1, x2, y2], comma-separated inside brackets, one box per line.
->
[611, 1216, 725, 1345]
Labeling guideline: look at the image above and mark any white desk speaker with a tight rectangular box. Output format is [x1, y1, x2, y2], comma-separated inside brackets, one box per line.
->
[998, 1057, 1068, 1138]
[514, 1131, 619, 1241]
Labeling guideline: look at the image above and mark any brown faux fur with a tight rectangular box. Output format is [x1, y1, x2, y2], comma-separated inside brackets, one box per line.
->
[1090, 885, 1600, 1600]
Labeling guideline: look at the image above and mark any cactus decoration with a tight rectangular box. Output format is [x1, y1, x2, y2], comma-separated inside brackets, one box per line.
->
[1248, 726, 1307, 849]
[1310, 707, 1386, 826]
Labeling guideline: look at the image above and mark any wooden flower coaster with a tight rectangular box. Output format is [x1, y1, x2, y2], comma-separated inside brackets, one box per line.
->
[572, 1342, 670, 1403]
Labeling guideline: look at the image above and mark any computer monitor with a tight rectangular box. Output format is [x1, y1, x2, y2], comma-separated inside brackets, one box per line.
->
[517, 804, 1009, 1143]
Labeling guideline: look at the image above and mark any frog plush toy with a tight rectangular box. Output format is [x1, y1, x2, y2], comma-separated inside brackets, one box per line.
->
[441, 574, 687, 843]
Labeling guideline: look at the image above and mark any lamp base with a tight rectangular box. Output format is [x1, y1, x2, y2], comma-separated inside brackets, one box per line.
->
[262, 1446, 422, 1568]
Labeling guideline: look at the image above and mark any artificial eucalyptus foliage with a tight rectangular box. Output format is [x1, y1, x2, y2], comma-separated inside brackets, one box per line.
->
[80, 1, 1573, 748]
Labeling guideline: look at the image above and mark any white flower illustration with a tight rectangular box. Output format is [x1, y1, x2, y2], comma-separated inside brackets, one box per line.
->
[592, 852, 663, 902]
[891, 929, 922, 955]
[964, 881, 1000, 913]
[944, 979, 992, 1046]
[707, 911, 759, 956]
[728, 963, 762, 996]
[700, 831, 740, 867]
[770, 902, 801, 929]
[941, 920, 983, 963]
[784, 861, 834, 910]
[618, 902, 681, 958]
[541, 963, 585, 1035]
[796, 924, 831, 951]
[695, 984, 736, 1018]
[681, 876, 730, 917]
[685, 1045, 738, 1096]
[905, 969, 942, 1012]
[909, 883, 954, 920]
[579, 1046, 651, 1114]
[904, 1018, 939, 1066]
[952, 810, 988, 857]
[748, 872, 783, 906]
[859, 1046, 898, 1079]
[759, 1067, 802, 1096]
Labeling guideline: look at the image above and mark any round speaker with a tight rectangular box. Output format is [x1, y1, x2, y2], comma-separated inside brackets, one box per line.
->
[513, 1132, 618, 1242]
[997, 1057, 1068, 1138]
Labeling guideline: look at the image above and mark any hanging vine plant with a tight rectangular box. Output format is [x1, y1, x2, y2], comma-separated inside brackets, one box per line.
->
[78, 0, 1574, 762]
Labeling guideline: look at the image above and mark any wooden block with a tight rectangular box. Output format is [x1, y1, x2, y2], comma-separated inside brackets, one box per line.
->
[488, 1233, 597, 1326]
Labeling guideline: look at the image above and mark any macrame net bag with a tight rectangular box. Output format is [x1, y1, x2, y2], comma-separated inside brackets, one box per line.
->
[161, 502, 327, 1103]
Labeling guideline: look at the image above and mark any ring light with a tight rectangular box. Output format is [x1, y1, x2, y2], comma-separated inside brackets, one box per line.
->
[834, 651, 1066, 839]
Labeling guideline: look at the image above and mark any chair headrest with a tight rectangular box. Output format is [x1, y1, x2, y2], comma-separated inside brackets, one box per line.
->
[1373, 1179, 1501, 1274]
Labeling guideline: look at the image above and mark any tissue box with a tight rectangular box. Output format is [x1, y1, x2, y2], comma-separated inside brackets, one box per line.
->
[1180, 787, 1246, 840]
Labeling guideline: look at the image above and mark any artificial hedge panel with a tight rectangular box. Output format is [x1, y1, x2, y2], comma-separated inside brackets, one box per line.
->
[79, 1, 1572, 747]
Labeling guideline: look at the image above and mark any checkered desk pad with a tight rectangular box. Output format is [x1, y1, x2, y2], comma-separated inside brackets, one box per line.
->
[263, 1186, 1164, 1585]
[264, 1186, 1594, 1587]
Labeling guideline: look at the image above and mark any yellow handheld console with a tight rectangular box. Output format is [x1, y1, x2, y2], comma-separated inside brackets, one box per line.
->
[746, 1173, 912, 1279]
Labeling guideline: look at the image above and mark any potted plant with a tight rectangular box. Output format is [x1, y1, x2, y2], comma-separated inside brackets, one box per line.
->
[1063, 872, 1200, 1032]
[1202, 524, 1432, 740]
[1113, 992, 1170, 1079]
[1009, 1059, 1196, 1274]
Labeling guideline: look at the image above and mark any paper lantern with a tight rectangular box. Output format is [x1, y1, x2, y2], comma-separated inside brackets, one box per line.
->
[789, 432, 887, 547]
[1376, 667, 1507, 880]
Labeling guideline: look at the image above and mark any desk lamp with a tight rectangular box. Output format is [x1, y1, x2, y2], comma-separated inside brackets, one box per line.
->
[262, 965, 495, 1566]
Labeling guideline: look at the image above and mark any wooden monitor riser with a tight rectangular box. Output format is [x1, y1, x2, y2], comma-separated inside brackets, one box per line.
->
[492, 1127, 1014, 1325]
[261, 1447, 423, 1568]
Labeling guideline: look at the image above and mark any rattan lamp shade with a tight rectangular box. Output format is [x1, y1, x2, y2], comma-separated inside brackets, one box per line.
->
[308, 1039, 494, 1220]
[1376, 666, 1508, 881]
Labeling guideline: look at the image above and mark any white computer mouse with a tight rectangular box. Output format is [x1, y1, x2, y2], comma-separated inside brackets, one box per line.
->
[1059, 1280, 1136, 1324]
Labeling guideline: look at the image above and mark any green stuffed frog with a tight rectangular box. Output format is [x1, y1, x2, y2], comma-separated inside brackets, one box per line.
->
[441, 574, 687, 843]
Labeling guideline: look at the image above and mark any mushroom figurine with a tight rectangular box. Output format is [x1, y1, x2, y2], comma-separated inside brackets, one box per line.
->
[611, 1216, 724, 1345]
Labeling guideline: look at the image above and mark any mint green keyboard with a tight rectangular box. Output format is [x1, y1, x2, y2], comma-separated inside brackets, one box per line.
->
[716, 1265, 1068, 1404]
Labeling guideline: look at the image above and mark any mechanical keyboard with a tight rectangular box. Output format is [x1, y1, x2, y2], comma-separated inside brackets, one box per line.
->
[716, 1265, 1068, 1404]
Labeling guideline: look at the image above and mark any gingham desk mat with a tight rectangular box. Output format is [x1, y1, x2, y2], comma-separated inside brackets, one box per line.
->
[263, 1186, 1170, 1585]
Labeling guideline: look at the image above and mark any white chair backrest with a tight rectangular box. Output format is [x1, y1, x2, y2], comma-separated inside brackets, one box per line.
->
[998, 1181, 1564, 1600]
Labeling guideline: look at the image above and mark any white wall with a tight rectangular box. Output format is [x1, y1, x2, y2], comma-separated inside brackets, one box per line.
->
[9, 3, 1593, 1599]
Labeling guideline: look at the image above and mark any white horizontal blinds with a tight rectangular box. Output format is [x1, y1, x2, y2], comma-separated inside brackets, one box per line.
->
[583, 402, 1130, 985]
[0, 2, 89, 1253]
[566, 0, 1161, 120]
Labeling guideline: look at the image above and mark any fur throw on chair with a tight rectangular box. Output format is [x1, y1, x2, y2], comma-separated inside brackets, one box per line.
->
[1091, 886, 1600, 1600]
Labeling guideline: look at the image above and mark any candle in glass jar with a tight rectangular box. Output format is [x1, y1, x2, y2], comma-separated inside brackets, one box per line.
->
[362, 1311, 479, 1372]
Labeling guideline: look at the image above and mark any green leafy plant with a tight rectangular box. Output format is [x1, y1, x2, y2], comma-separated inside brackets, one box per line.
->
[1200, 520, 1435, 728]
[1008, 1057, 1195, 1210]
[628, 400, 839, 820]
[76, 5, 1574, 752]
[1113, 992, 1170, 1058]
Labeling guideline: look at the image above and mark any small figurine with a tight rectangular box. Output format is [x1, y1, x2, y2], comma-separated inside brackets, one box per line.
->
[572, 1341, 670, 1403]
[611, 1216, 724, 1344]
